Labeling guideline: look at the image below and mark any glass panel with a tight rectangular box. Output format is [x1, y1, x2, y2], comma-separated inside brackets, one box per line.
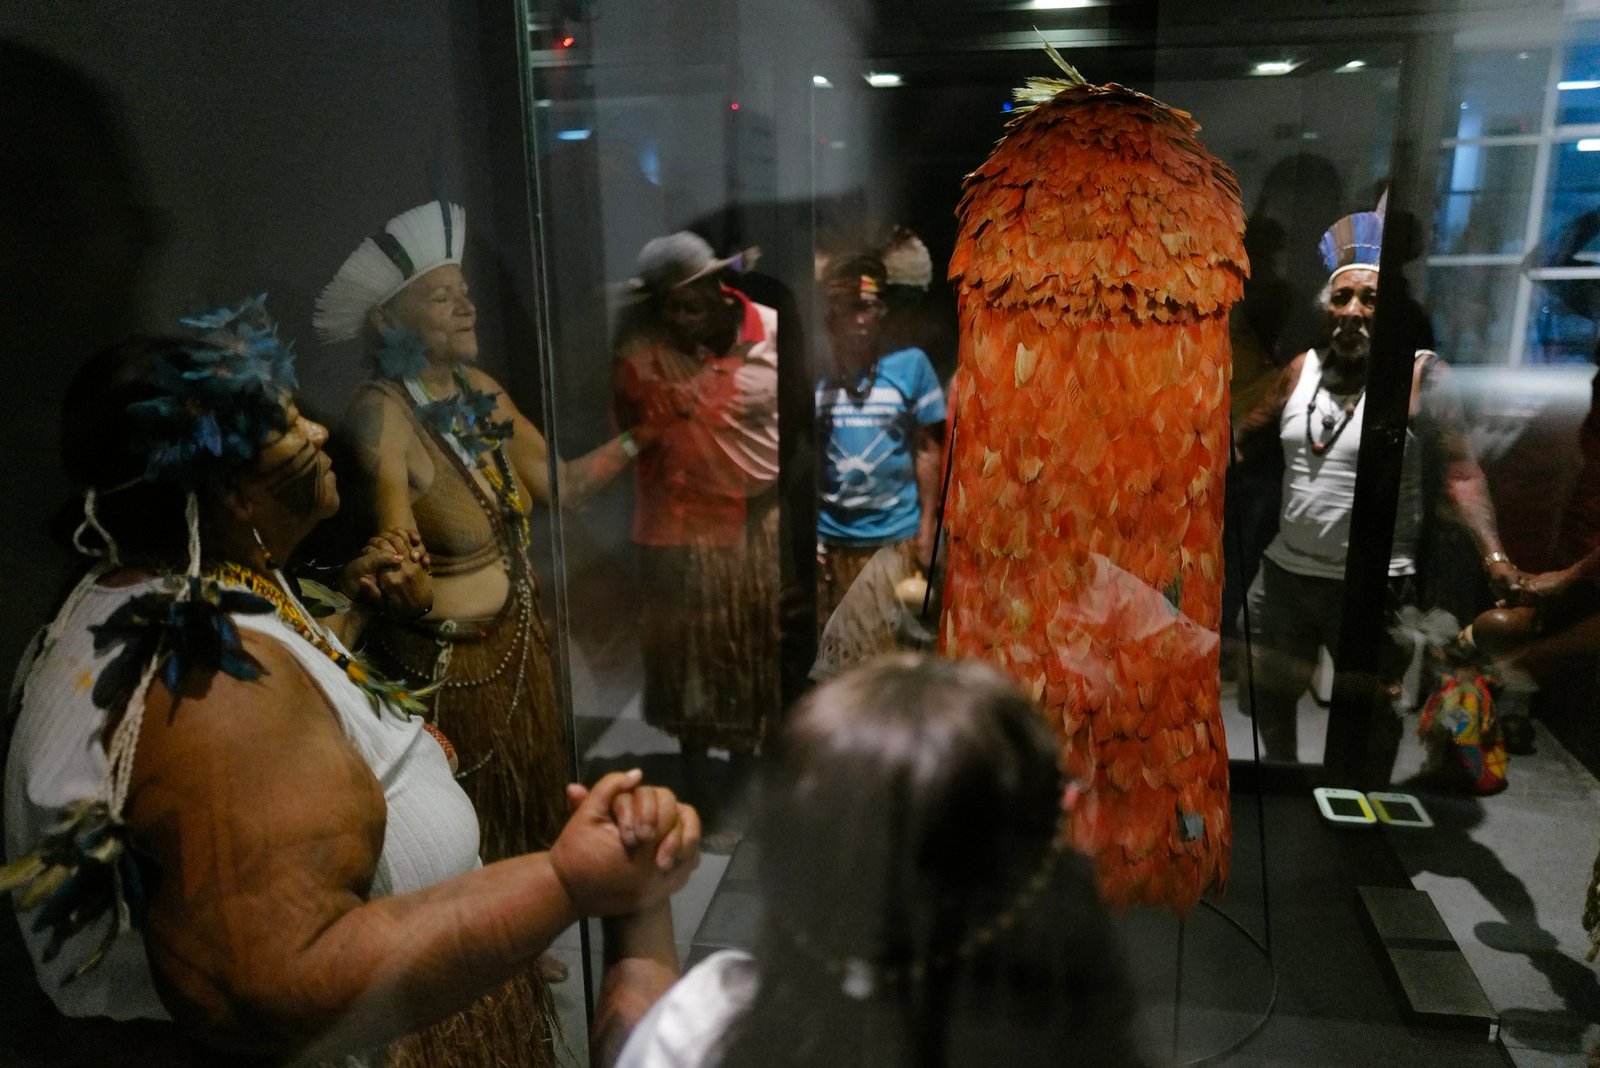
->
[1542, 136, 1600, 247]
[1428, 264, 1522, 364]
[1526, 278, 1600, 362]
[1432, 144, 1537, 255]
[1443, 48, 1549, 137]
[1558, 31, 1600, 126]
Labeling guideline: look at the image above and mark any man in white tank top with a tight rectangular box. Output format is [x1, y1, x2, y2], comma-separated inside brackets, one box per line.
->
[1232, 207, 1524, 763]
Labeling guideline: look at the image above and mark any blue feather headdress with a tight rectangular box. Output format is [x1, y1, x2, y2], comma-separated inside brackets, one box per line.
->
[1319, 210, 1385, 280]
[127, 295, 298, 490]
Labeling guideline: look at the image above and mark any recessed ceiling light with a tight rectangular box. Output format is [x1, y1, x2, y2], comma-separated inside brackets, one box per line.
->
[865, 72, 904, 88]
[1028, 0, 1093, 8]
[1339, 60, 1366, 71]
[813, 75, 833, 88]
[556, 128, 592, 141]
[1251, 60, 1299, 76]
[1559, 80, 1600, 91]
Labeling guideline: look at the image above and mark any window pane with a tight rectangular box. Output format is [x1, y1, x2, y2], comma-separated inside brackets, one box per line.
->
[1432, 144, 1536, 256]
[1428, 265, 1523, 365]
[1558, 32, 1600, 126]
[1443, 49, 1548, 137]
[1526, 280, 1600, 363]
[1542, 138, 1600, 251]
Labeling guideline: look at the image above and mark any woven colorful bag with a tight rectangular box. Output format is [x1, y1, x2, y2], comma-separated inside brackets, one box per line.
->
[1418, 670, 1509, 794]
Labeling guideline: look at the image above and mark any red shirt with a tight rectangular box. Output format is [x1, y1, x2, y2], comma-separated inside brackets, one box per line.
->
[614, 289, 775, 547]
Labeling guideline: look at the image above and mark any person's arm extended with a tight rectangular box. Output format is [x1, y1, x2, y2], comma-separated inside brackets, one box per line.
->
[471, 368, 650, 509]
[127, 638, 692, 1060]
[1422, 360, 1521, 599]
[1232, 354, 1303, 464]
[914, 421, 947, 571]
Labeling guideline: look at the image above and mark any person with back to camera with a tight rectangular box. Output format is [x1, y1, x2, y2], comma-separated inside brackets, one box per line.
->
[598, 655, 1146, 1068]
[2, 301, 699, 1067]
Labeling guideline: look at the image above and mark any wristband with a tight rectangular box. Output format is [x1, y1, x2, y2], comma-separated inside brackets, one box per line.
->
[1484, 551, 1510, 569]
[619, 430, 640, 459]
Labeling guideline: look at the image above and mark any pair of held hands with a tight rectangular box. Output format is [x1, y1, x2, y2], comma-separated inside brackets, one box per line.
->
[551, 768, 702, 916]
[1496, 560, 1585, 607]
[337, 527, 434, 619]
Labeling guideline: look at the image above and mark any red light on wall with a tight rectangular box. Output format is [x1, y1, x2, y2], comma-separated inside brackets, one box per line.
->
[559, 35, 576, 48]
[730, 101, 741, 111]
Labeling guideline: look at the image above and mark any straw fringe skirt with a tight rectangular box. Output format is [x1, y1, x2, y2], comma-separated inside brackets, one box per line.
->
[368, 574, 569, 860]
[382, 970, 557, 1068]
[639, 498, 781, 753]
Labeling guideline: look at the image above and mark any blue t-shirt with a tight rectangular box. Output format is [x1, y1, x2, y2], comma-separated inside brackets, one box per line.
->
[817, 347, 946, 545]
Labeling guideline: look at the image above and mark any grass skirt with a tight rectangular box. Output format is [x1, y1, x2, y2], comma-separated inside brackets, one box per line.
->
[639, 498, 781, 753]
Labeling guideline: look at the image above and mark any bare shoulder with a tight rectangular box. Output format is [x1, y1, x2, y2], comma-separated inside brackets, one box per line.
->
[345, 381, 414, 444]
[462, 365, 507, 394]
[127, 630, 386, 1043]
[128, 630, 382, 839]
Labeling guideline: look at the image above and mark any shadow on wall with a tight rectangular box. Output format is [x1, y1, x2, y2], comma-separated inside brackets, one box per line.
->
[0, 37, 159, 1067]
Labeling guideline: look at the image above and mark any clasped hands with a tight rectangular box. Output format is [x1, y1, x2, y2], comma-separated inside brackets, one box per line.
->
[339, 527, 434, 619]
[551, 768, 702, 916]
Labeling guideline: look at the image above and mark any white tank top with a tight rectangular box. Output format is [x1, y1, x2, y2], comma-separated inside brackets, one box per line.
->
[1263, 349, 1423, 580]
[3, 574, 481, 1020]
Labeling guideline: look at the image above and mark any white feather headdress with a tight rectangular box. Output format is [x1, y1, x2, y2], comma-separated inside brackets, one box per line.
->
[314, 200, 467, 343]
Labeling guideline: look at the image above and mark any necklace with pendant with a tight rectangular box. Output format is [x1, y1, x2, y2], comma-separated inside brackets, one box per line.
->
[1305, 378, 1363, 457]
[207, 560, 442, 721]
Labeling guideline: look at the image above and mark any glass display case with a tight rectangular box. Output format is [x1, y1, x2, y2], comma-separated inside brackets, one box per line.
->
[3, 1, 1599, 1065]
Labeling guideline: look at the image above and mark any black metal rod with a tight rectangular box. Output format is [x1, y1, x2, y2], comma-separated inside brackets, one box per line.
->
[921, 416, 958, 621]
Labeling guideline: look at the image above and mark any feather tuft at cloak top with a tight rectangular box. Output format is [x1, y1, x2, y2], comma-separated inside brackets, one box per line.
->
[942, 55, 1248, 913]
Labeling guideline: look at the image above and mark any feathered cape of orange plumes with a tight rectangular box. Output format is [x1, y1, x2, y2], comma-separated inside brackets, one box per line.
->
[942, 49, 1248, 913]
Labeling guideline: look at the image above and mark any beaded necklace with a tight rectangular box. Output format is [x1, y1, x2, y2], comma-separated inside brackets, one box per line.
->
[207, 560, 438, 720]
[405, 369, 530, 549]
[1305, 377, 1364, 457]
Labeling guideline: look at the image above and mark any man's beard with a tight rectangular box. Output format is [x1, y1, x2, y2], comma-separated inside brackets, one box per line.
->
[1324, 323, 1370, 377]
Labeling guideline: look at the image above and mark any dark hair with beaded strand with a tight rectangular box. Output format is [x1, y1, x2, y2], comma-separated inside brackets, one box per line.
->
[712, 655, 1147, 1068]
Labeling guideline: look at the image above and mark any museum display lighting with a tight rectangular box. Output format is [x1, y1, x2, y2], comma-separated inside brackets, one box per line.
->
[865, 72, 904, 88]
[813, 75, 833, 88]
[1252, 60, 1300, 76]
[1339, 60, 1366, 71]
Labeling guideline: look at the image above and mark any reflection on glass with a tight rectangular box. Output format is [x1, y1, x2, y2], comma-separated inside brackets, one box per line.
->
[1432, 144, 1537, 256]
[1543, 140, 1600, 256]
[814, 251, 946, 636]
[1558, 33, 1600, 126]
[611, 232, 782, 785]
[1428, 264, 1522, 364]
[1526, 285, 1600, 364]
[1443, 48, 1548, 137]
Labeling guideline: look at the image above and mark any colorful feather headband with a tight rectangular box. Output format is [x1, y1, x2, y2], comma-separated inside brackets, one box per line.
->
[1319, 209, 1385, 281]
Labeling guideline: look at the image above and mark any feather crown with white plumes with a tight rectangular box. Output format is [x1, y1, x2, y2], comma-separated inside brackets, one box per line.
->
[315, 200, 466, 344]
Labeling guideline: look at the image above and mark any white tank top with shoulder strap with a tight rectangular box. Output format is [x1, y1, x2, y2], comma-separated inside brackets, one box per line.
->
[1263, 348, 1424, 581]
[3, 575, 481, 1020]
